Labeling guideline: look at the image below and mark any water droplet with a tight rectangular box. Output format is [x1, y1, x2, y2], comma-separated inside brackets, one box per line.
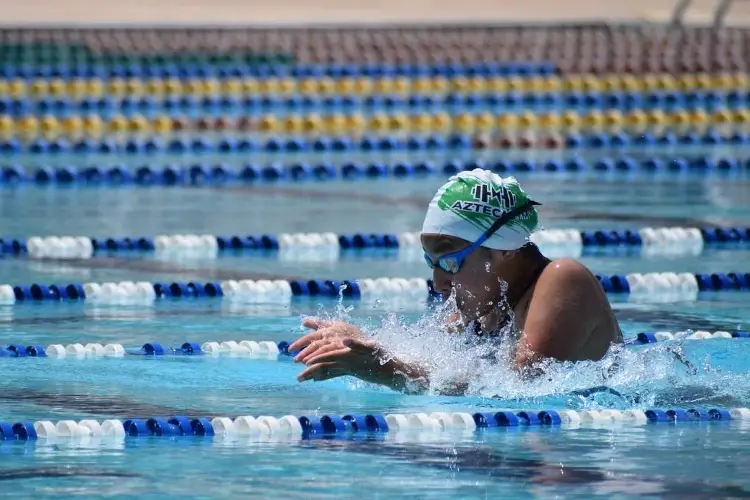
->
[485, 261, 491, 272]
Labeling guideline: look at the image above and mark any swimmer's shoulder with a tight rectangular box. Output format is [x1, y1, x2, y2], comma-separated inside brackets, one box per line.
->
[537, 258, 622, 344]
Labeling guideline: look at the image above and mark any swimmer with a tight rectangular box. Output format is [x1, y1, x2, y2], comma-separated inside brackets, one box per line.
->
[291, 169, 623, 393]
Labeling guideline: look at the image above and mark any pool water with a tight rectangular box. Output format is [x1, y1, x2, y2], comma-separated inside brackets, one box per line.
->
[2, 157, 750, 499]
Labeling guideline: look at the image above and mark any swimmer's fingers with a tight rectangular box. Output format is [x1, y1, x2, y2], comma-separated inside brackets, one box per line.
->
[304, 339, 380, 367]
[294, 339, 343, 364]
[288, 331, 326, 353]
[297, 362, 346, 382]
[302, 317, 332, 330]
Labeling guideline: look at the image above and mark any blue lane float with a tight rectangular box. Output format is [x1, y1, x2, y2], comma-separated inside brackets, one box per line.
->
[8, 90, 750, 116]
[1, 271, 750, 306]
[3, 133, 750, 156]
[2, 155, 750, 190]
[6, 406, 749, 442]
[5, 226, 750, 260]
[0, 61, 557, 81]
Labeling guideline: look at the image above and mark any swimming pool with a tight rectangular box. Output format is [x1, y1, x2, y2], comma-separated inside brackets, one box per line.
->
[2, 24, 750, 499]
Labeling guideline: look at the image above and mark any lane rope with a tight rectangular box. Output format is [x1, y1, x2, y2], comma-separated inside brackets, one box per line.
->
[4, 226, 749, 260]
[3, 407, 748, 442]
[1, 272, 749, 305]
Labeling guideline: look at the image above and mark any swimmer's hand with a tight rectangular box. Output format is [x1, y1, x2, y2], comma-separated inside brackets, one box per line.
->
[295, 336, 384, 384]
[292, 317, 429, 393]
[288, 317, 364, 354]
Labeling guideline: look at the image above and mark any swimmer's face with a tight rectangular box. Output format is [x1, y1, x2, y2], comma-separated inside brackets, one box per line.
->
[421, 234, 510, 321]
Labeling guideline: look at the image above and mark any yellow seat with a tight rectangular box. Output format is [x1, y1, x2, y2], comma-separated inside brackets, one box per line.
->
[128, 115, 150, 134]
[449, 76, 471, 93]
[506, 76, 525, 93]
[164, 78, 183, 95]
[581, 75, 603, 92]
[317, 78, 336, 95]
[259, 115, 279, 132]
[454, 113, 476, 132]
[621, 74, 641, 92]
[324, 114, 347, 134]
[388, 113, 408, 131]
[409, 113, 431, 133]
[146, 79, 167, 96]
[467, 77, 486, 93]
[17, 115, 40, 138]
[710, 73, 733, 90]
[646, 110, 666, 127]
[277, 77, 295, 95]
[430, 77, 449, 94]
[582, 111, 604, 129]
[538, 112, 561, 129]
[562, 76, 584, 92]
[368, 113, 389, 132]
[29, 79, 49, 98]
[152, 115, 174, 135]
[731, 72, 748, 88]
[241, 79, 259, 95]
[641, 74, 660, 91]
[85, 79, 104, 98]
[688, 110, 708, 127]
[542, 76, 562, 93]
[0, 80, 9, 96]
[600, 74, 622, 92]
[344, 114, 365, 132]
[431, 112, 451, 132]
[527, 77, 546, 93]
[475, 112, 495, 131]
[0, 114, 13, 138]
[107, 115, 129, 134]
[203, 78, 220, 96]
[732, 109, 750, 124]
[282, 115, 304, 134]
[711, 109, 732, 125]
[411, 78, 433, 94]
[561, 111, 581, 130]
[298, 79, 318, 95]
[667, 111, 690, 127]
[67, 79, 89, 99]
[497, 113, 520, 129]
[677, 74, 696, 91]
[603, 110, 624, 129]
[105, 79, 127, 98]
[393, 77, 411, 95]
[335, 78, 356, 94]
[125, 78, 145, 96]
[624, 110, 647, 129]
[372, 78, 394, 94]
[8, 79, 27, 99]
[258, 78, 280, 95]
[656, 74, 677, 91]
[61, 115, 84, 138]
[302, 114, 323, 134]
[352, 77, 374, 95]
[82, 115, 104, 137]
[39, 115, 60, 139]
[220, 78, 243, 96]
[518, 111, 539, 129]
[184, 79, 203, 96]
[694, 73, 712, 90]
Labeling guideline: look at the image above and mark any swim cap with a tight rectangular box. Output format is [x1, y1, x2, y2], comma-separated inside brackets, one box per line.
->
[421, 169, 539, 250]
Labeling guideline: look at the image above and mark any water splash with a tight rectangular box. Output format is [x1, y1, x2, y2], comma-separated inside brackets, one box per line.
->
[316, 294, 750, 408]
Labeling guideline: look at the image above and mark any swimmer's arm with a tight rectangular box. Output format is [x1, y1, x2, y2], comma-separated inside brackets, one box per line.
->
[514, 263, 599, 373]
[369, 358, 468, 396]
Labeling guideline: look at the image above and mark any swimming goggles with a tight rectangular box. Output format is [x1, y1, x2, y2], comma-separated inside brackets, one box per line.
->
[423, 200, 540, 274]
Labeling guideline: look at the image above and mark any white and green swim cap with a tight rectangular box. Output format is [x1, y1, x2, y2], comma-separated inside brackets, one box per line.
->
[421, 169, 540, 251]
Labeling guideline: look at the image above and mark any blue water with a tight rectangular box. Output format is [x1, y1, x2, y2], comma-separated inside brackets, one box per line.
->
[2, 155, 750, 498]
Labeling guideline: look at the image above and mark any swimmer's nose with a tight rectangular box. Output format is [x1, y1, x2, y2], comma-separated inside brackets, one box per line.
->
[432, 268, 453, 298]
